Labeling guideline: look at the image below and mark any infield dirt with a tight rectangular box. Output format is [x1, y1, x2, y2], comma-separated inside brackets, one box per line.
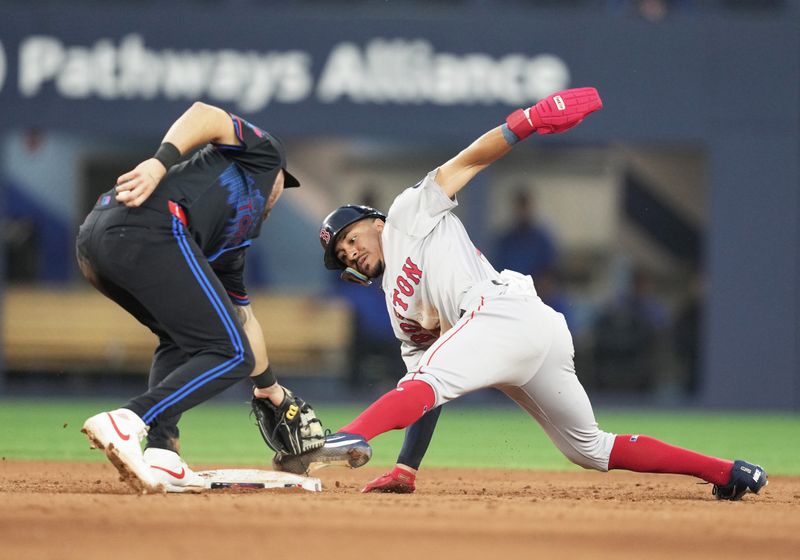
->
[1, 460, 798, 560]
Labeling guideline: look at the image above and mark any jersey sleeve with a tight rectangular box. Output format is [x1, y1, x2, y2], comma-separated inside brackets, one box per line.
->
[210, 247, 250, 306]
[213, 113, 283, 177]
[386, 168, 458, 238]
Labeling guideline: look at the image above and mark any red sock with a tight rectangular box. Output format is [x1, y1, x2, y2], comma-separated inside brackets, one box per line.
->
[339, 381, 435, 441]
[608, 435, 733, 486]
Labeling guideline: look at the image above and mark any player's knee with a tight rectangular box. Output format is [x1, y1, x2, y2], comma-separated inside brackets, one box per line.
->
[562, 431, 614, 472]
[209, 340, 255, 377]
[566, 450, 606, 472]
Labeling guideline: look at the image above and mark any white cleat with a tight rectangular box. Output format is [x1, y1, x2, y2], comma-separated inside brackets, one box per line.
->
[82, 409, 163, 494]
[143, 447, 206, 493]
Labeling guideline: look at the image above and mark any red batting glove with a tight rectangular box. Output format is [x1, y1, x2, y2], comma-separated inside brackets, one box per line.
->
[506, 87, 603, 139]
[361, 466, 416, 494]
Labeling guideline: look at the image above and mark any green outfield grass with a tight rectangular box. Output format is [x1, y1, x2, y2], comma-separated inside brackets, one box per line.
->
[1, 399, 798, 475]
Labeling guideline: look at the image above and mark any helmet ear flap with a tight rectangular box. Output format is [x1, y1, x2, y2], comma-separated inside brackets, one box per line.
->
[341, 267, 372, 286]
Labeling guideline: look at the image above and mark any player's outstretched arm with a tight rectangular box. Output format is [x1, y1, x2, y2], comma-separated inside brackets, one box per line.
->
[115, 101, 240, 207]
[436, 126, 513, 199]
[436, 87, 602, 199]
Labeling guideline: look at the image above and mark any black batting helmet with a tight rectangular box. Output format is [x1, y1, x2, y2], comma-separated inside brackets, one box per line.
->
[320, 205, 386, 270]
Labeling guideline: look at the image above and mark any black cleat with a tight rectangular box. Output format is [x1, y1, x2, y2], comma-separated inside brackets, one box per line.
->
[713, 460, 768, 500]
[273, 432, 372, 475]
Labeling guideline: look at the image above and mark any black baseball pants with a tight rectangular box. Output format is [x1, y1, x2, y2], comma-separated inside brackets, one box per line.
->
[76, 199, 255, 450]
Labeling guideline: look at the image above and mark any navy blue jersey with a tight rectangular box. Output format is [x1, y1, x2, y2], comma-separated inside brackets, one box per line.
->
[132, 113, 287, 305]
[148, 114, 282, 259]
[210, 247, 250, 306]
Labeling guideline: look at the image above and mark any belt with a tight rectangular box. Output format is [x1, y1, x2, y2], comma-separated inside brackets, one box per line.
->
[458, 278, 509, 316]
[91, 192, 189, 229]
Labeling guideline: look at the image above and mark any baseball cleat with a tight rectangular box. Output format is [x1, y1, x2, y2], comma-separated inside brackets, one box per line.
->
[143, 447, 206, 493]
[82, 409, 163, 494]
[272, 432, 372, 475]
[712, 459, 768, 500]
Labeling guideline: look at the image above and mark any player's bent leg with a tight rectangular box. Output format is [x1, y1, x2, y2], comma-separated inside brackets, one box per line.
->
[97, 212, 257, 424]
[511, 313, 767, 499]
[500, 383, 615, 472]
[500, 312, 616, 471]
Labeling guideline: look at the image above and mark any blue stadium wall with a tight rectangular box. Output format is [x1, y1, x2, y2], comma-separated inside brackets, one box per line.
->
[0, 4, 797, 409]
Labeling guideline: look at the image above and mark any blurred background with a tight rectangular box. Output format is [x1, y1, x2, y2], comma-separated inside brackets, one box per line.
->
[0, 0, 798, 412]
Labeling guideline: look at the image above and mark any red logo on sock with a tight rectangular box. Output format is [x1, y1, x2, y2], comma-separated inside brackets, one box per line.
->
[150, 465, 186, 479]
[106, 413, 131, 441]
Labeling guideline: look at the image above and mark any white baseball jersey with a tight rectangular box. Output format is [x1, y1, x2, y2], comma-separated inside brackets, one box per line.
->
[379, 168, 615, 470]
[380, 169, 500, 371]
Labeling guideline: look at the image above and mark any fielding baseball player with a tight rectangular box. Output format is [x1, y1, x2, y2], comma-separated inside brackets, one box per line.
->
[77, 102, 324, 493]
[276, 87, 767, 501]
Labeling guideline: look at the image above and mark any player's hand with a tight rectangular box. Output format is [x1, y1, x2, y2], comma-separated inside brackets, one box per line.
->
[361, 465, 416, 493]
[252, 387, 325, 456]
[253, 382, 286, 407]
[115, 158, 168, 207]
[507, 87, 603, 139]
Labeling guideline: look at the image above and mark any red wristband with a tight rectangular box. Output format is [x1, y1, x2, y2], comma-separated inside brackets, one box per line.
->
[505, 108, 538, 141]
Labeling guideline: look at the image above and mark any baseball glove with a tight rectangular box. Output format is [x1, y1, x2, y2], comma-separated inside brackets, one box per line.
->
[252, 389, 325, 456]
